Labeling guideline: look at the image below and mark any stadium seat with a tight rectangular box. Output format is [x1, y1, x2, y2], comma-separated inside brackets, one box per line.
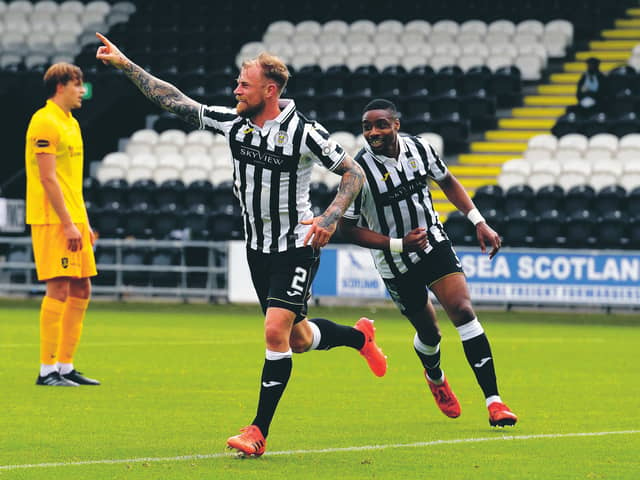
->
[501, 209, 534, 247]
[552, 113, 583, 138]
[564, 209, 597, 248]
[627, 214, 640, 249]
[489, 65, 522, 108]
[533, 185, 564, 215]
[462, 91, 497, 131]
[443, 210, 475, 245]
[209, 206, 244, 240]
[596, 210, 627, 249]
[504, 184, 534, 215]
[150, 203, 182, 239]
[149, 248, 181, 287]
[533, 209, 565, 247]
[473, 184, 503, 213]
[121, 247, 149, 286]
[564, 185, 596, 216]
[558, 160, 591, 192]
[123, 202, 153, 238]
[93, 201, 124, 238]
[183, 203, 210, 240]
[594, 185, 627, 217]
[93, 246, 117, 286]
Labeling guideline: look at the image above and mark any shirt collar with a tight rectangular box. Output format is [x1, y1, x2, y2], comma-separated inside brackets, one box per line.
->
[246, 98, 296, 129]
[364, 135, 406, 164]
[46, 99, 71, 119]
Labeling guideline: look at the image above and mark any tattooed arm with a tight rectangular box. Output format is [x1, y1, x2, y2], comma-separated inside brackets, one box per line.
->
[302, 155, 364, 249]
[95, 32, 201, 126]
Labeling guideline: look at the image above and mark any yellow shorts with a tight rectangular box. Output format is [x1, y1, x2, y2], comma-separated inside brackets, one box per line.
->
[31, 223, 97, 281]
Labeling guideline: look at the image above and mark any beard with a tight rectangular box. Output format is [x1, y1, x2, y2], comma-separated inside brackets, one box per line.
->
[236, 99, 265, 119]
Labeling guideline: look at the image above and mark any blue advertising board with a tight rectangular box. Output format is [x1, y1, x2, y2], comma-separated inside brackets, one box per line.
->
[313, 245, 640, 306]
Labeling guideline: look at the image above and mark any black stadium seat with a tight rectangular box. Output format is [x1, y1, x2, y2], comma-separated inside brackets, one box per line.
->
[502, 209, 534, 247]
[443, 210, 475, 245]
[534, 185, 564, 215]
[533, 209, 565, 247]
[564, 185, 596, 216]
[564, 210, 597, 248]
[596, 210, 627, 249]
[504, 184, 534, 215]
[595, 185, 627, 217]
[473, 184, 504, 213]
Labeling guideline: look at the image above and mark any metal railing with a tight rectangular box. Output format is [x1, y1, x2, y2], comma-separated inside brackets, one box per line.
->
[0, 236, 229, 301]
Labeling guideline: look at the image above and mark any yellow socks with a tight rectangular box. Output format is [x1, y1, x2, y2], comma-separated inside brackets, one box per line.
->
[39, 296, 65, 366]
[57, 296, 90, 364]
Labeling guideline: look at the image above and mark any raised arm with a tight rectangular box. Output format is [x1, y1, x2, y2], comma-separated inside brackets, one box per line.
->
[302, 155, 364, 249]
[95, 32, 201, 126]
[436, 172, 501, 259]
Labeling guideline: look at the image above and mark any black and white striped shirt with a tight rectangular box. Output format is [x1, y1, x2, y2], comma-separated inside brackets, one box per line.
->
[199, 99, 346, 253]
[344, 133, 449, 279]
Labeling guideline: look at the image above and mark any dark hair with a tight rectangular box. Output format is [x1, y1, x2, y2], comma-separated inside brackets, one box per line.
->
[362, 98, 398, 116]
[43, 63, 83, 98]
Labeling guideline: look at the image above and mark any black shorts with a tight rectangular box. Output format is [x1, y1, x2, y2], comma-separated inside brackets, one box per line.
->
[247, 246, 319, 323]
[383, 241, 463, 315]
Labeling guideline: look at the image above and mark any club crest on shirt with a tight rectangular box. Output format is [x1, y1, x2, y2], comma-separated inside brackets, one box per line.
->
[409, 159, 418, 169]
[242, 126, 254, 135]
[322, 139, 336, 156]
[275, 130, 288, 146]
[61, 257, 69, 268]
[35, 139, 49, 148]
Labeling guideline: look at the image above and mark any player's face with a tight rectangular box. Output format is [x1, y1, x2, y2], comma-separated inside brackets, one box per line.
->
[59, 78, 85, 110]
[234, 65, 269, 119]
[362, 109, 400, 156]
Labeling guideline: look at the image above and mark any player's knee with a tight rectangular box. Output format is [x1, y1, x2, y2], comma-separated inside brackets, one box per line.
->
[71, 279, 91, 299]
[290, 337, 310, 353]
[264, 325, 289, 350]
[449, 300, 475, 325]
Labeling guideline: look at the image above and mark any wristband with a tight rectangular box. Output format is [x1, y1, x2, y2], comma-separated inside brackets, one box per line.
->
[467, 208, 485, 226]
[389, 237, 404, 253]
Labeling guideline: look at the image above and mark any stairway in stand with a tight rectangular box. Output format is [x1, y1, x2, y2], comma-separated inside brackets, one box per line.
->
[431, 5, 640, 222]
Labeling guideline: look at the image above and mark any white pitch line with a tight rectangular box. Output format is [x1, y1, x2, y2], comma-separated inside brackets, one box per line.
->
[1, 430, 638, 471]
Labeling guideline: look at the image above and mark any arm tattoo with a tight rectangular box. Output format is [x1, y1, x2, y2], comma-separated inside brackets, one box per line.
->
[319, 156, 364, 229]
[121, 61, 201, 126]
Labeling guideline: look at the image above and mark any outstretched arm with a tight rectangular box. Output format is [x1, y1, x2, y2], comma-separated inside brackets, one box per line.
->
[436, 172, 501, 259]
[95, 32, 201, 126]
[302, 155, 364, 249]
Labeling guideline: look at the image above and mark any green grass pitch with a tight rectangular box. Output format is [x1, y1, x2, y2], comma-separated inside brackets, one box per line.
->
[1, 299, 639, 479]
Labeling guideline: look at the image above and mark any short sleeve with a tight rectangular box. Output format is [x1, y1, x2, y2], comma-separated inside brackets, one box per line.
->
[200, 104, 238, 135]
[303, 122, 346, 171]
[417, 137, 447, 181]
[29, 115, 58, 155]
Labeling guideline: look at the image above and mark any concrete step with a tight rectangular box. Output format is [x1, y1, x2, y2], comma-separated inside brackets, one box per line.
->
[589, 40, 639, 50]
[458, 153, 517, 165]
[485, 130, 548, 141]
[550, 72, 581, 83]
[537, 84, 576, 95]
[575, 51, 631, 61]
[470, 141, 527, 153]
[563, 61, 620, 72]
[498, 118, 556, 129]
[524, 95, 576, 106]
[511, 107, 565, 118]
[601, 29, 640, 40]
[449, 165, 502, 176]
[615, 18, 640, 28]
[627, 7, 640, 16]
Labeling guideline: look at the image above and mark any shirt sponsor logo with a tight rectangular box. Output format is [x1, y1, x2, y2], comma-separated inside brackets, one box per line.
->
[378, 176, 428, 205]
[237, 146, 292, 171]
[35, 139, 50, 148]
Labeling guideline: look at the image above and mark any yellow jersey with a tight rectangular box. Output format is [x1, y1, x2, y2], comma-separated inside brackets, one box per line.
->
[25, 99, 87, 225]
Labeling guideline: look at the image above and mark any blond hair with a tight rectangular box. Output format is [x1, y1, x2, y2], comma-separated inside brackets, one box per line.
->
[43, 63, 83, 98]
[242, 52, 290, 94]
